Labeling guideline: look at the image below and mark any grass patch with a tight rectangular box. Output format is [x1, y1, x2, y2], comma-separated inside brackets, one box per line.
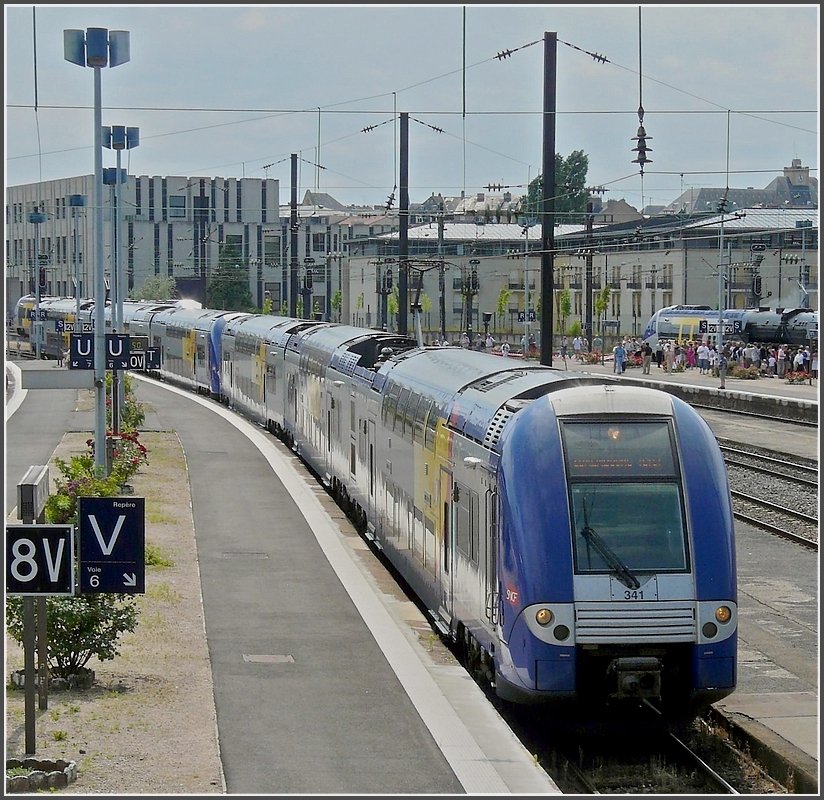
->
[6, 766, 30, 778]
[147, 510, 177, 525]
[146, 582, 182, 605]
[145, 542, 174, 568]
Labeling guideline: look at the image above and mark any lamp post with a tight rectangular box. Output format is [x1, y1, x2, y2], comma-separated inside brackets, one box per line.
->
[326, 251, 345, 321]
[69, 195, 86, 318]
[103, 164, 127, 434]
[302, 257, 315, 319]
[65, 26, 130, 475]
[104, 126, 139, 337]
[717, 194, 728, 352]
[28, 209, 47, 359]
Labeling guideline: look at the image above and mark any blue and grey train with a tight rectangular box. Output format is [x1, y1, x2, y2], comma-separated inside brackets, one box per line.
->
[12, 294, 201, 360]
[125, 307, 741, 718]
[642, 304, 818, 348]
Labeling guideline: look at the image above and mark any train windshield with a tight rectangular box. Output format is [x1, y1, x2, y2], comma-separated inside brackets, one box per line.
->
[561, 420, 689, 575]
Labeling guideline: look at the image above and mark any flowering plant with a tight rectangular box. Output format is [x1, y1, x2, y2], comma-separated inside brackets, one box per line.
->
[730, 365, 760, 380]
[785, 370, 810, 385]
[86, 430, 149, 487]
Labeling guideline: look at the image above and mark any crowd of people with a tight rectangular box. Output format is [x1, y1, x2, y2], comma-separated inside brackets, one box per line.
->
[426, 331, 818, 385]
[608, 336, 818, 385]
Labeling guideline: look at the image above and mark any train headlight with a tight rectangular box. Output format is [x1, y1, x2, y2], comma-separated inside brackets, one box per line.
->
[535, 608, 553, 626]
[554, 625, 570, 641]
[702, 622, 718, 638]
[715, 606, 732, 624]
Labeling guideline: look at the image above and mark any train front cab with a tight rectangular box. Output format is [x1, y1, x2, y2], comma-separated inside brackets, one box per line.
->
[494, 385, 737, 716]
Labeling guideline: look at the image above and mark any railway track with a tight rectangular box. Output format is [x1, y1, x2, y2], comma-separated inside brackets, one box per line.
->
[515, 704, 785, 794]
[719, 441, 819, 549]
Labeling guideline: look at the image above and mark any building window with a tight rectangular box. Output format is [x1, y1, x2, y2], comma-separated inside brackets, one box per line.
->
[169, 196, 186, 218]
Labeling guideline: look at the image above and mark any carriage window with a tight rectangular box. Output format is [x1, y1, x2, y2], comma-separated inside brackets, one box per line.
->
[394, 387, 410, 432]
[561, 420, 688, 575]
[454, 483, 478, 563]
[424, 401, 438, 450]
[382, 381, 401, 425]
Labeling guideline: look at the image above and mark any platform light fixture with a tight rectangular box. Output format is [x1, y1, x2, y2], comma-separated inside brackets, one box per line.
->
[64, 26, 130, 474]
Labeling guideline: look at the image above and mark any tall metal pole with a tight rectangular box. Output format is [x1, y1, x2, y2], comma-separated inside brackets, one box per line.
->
[523, 226, 530, 347]
[540, 31, 557, 366]
[398, 112, 409, 336]
[289, 154, 298, 317]
[438, 203, 446, 341]
[64, 26, 130, 475]
[584, 198, 594, 348]
[113, 154, 124, 434]
[69, 195, 86, 318]
[92, 65, 107, 473]
[717, 211, 725, 352]
[29, 209, 46, 359]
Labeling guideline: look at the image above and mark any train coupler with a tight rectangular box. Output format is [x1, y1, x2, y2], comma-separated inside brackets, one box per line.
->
[606, 656, 662, 699]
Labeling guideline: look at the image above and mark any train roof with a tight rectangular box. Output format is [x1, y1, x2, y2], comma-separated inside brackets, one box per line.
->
[384, 349, 619, 447]
[224, 313, 317, 343]
[302, 324, 418, 374]
[149, 306, 241, 331]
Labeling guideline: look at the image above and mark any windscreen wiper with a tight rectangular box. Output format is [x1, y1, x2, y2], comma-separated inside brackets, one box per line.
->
[580, 525, 640, 590]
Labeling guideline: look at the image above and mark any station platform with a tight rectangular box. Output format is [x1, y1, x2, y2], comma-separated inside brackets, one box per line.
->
[6, 359, 819, 793]
[551, 355, 819, 423]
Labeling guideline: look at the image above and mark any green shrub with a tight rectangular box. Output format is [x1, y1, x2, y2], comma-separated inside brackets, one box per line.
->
[145, 542, 174, 568]
[105, 372, 146, 431]
[730, 365, 760, 380]
[5, 594, 139, 678]
[8, 381, 148, 684]
[44, 454, 123, 524]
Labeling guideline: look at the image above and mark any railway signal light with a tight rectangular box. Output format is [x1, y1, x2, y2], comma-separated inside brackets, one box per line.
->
[752, 276, 762, 296]
[39, 267, 47, 289]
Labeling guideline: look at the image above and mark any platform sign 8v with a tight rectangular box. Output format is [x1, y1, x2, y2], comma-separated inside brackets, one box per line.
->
[5, 525, 75, 595]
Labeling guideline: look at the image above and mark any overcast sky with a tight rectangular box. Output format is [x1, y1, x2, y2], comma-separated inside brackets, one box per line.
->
[4, 4, 819, 212]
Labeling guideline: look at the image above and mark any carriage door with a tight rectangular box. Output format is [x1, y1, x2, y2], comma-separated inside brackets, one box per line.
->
[438, 467, 454, 624]
[325, 390, 337, 483]
[484, 489, 499, 625]
[367, 419, 377, 521]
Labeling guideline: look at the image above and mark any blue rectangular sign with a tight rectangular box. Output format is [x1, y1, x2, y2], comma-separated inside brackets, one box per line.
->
[6, 524, 75, 595]
[69, 333, 95, 369]
[78, 497, 145, 594]
[106, 334, 131, 370]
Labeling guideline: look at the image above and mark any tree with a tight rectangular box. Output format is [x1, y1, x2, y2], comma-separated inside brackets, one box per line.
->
[496, 288, 511, 332]
[6, 595, 139, 679]
[558, 288, 572, 334]
[131, 275, 176, 301]
[5, 379, 148, 682]
[206, 240, 253, 310]
[387, 287, 399, 330]
[525, 150, 590, 225]
[595, 285, 611, 335]
[331, 289, 342, 321]
[419, 292, 432, 331]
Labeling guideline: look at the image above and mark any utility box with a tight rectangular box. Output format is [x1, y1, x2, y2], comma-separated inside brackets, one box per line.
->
[17, 465, 50, 523]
